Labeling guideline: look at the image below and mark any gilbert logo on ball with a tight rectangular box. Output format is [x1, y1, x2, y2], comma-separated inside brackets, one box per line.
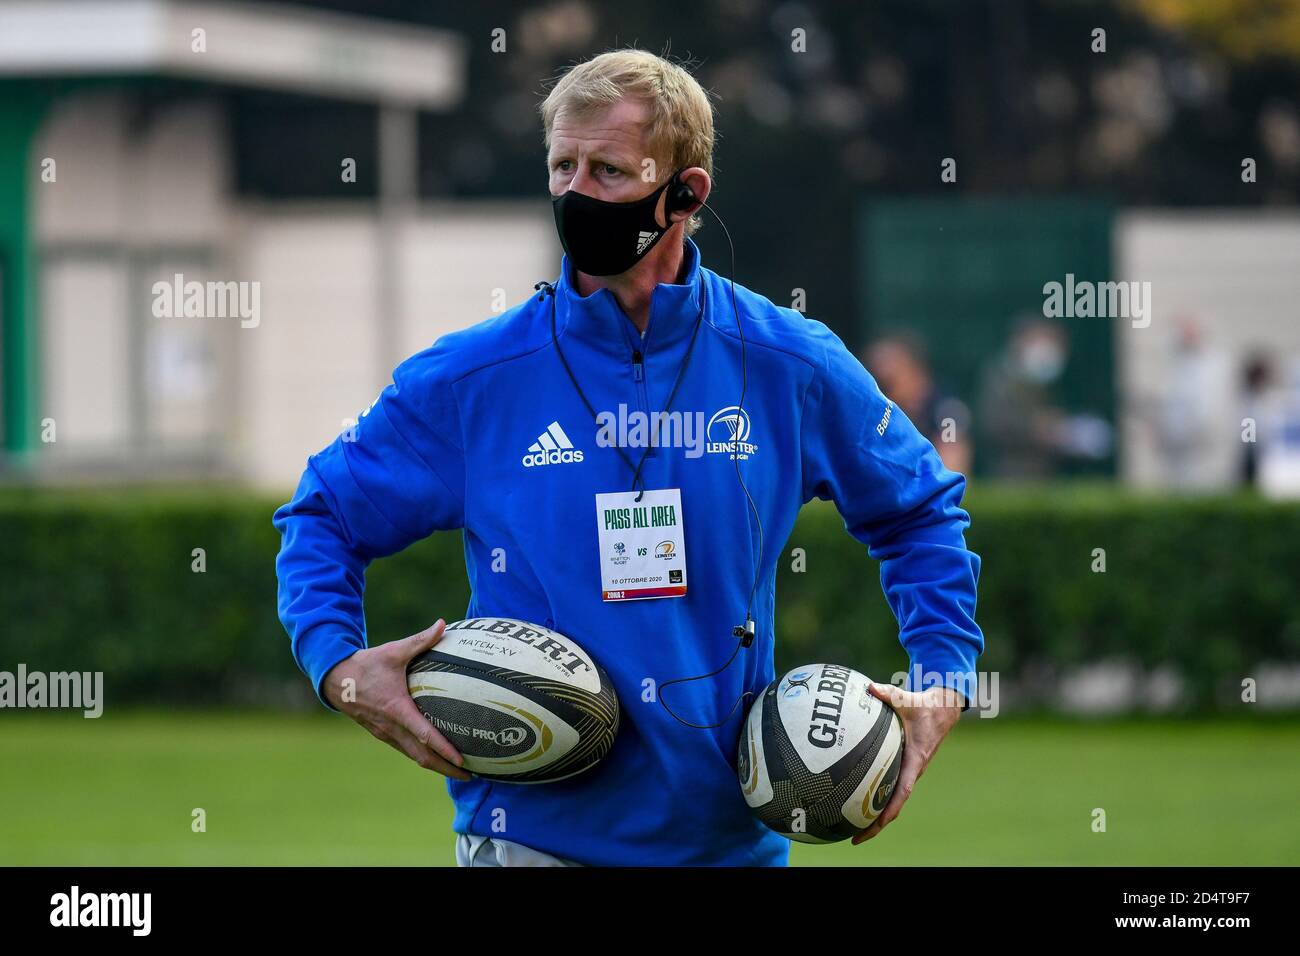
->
[738, 663, 903, 843]
[407, 618, 619, 784]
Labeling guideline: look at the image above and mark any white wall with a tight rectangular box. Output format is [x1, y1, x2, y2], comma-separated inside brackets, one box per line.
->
[34, 90, 232, 460]
[233, 203, 557, 488]
[41, 261, 132, 447]
[30, 86, 559, 486]
[395, 204, 558, 365]
[1114, 211, 1300, 489]
[35, 90, 230, 245]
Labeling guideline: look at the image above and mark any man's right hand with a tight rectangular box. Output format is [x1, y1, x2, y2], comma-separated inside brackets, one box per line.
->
[322, 619, 471, 781]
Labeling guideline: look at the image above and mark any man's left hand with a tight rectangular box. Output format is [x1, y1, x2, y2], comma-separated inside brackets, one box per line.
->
[852, 683, 965, 845]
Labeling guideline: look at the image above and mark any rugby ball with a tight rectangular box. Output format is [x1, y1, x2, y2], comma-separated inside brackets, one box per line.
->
[407, 617, 619, 783]
[737, 663, 904, 843]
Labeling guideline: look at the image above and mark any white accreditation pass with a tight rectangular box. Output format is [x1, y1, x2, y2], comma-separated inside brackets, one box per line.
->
[596, 488, 688, 601]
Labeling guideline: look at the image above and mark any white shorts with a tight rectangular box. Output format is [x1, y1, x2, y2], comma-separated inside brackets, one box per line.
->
[455, 833, 584, 867]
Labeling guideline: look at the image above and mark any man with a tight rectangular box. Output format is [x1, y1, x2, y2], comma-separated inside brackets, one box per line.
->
[977, 315, 1111, 479]
[865, 332, 972, 474]
[274, 49, 982, 867]
[977, 316, 1072, 478]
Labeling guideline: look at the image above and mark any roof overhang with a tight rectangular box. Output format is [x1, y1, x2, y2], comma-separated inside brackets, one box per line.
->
[0, 0, 465, 108]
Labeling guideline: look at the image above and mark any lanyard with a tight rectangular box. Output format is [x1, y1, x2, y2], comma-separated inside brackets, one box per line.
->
[537, 279, 707, 502]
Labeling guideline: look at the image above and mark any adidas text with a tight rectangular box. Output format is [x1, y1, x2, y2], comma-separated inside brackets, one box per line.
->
[523, 421, 585, 467]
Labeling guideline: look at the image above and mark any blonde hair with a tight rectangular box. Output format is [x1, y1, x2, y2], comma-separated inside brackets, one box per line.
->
[540, 49, 715, 234]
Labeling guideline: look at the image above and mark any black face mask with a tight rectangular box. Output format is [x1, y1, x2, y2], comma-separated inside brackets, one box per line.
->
[551, 174, 679, 277]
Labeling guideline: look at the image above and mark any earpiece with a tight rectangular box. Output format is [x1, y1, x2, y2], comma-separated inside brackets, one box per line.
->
[665, 173, 698, 216]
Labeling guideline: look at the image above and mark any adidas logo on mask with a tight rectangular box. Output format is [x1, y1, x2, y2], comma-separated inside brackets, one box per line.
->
[636, 230, 659, 255]
[522, 421, 585, 467]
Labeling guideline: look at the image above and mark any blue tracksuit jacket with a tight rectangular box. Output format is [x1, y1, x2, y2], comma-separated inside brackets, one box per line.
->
[273, 237, 983, 866]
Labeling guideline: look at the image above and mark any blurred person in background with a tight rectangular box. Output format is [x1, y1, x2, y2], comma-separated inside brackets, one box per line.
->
[865, 332, 972, 474]
[1153, 317, 1222, 491]
[977, 315, 1111, 479]
[1240, 352, 1275, 488]
[1254, 354, 1300, 499]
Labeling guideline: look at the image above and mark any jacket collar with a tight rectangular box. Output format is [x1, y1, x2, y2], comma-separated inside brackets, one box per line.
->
[553, 237, 705, 358]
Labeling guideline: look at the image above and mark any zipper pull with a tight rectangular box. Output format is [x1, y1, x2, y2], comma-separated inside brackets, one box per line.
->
[632, 349, 644, 382]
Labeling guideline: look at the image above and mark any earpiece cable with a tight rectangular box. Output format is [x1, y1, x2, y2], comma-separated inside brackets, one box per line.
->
[656, 195, 766, 730]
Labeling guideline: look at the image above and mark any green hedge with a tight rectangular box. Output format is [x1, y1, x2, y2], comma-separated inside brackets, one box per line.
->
[778, 487, 1300, 712]
[0, 486, 1297, 712]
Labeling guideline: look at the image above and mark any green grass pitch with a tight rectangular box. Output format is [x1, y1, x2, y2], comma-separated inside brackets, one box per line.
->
[2, 711, 1296, 866]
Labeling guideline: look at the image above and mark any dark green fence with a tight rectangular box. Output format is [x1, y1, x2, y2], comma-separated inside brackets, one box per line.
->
[860, 198, 1115, 478]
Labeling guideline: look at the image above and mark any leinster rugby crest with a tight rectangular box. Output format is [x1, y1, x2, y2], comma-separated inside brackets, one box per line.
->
[706, 406, 758, 461]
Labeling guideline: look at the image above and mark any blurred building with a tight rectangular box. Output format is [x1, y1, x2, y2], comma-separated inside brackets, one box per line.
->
[2, 0, 1299, 493]
[1115, 212, 1300, 491]
[0, 0, 556, 487]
